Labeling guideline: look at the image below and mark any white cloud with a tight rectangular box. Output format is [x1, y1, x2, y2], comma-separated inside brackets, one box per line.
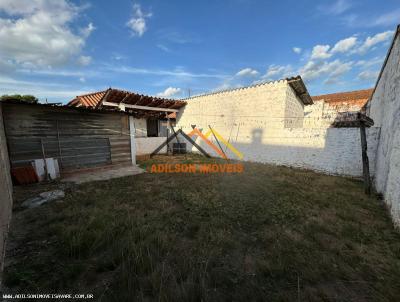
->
[372, 9, 400, 27]
[108, 65, 227, 79]
[0, 0, 94, 68]
[299, 59, 353, 82]
[157, 44, 171, 52]
[111, 53, 124, 61]
[236, 68, 259, 77]
[311, 45, 332, 60]
[79, 77, 85, 83]
[77, 55, 92, 66]
[81, 22, 95, 38]
[263, 64, 293, 80]
[331, 36, 357, 53]
[343, 10, 400, 28]
[126, 3, 152, 37]
[293, 47, 302, 54]
[157, 87, 182, 98]
[357, 30, 394, 54]
[0, 75, 92, 101]
[355, 56, 384, 68]
[320, 0, 351, 15]
[357, 70, 379, 81]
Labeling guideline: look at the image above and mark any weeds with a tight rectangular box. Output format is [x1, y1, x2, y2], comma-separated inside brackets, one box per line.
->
[4, 154, 400, 301]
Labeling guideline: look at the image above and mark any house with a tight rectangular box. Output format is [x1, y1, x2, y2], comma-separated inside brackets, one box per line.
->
[68, 88, 184, 138]
[1, 90, 186, 175]
[303, 88, 373, 128]
[1, 101, 134, 172]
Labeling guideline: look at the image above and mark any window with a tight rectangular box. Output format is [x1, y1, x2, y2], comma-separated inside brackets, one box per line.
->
[146, 119, 158, 137]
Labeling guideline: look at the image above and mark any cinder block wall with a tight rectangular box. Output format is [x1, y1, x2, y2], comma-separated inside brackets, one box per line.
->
[368, 31, 400, 226]
[177, 80, 290, 133]
[177, 79, 379, 177]
[304, 100, 366, 128]
[0, 103, 13, 286]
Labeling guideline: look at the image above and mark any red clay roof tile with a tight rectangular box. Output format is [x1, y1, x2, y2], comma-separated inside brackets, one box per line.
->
[312, 88, 373, 107]
[67, 91, 107, 107]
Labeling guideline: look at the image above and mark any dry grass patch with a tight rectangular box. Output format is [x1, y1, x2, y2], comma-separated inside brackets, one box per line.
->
[4, 154, 400, 301]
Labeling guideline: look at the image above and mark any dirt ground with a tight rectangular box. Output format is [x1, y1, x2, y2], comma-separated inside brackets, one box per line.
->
[3, 154, 400, 301]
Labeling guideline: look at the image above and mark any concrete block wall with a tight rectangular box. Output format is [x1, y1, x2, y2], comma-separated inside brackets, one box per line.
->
[368, 30, 400, 226]
[185, 125, 379, 177]
[304, 100, 365, 128]
[177, 80, 291, 133]
[284, 84, 304, 128]
[0, 103, 13, 286]
[176, 79, 379, 177]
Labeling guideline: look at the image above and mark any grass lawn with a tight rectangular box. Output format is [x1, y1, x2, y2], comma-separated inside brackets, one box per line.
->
[4, 154, 400, 301]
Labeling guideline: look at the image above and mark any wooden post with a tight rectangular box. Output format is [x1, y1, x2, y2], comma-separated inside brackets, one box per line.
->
[129, 116, 136, 165]
[166, 114, 170, 155]
[40, 138, 49, 181]
[359, 122, 371, 195]
[56, 120, 63, 168]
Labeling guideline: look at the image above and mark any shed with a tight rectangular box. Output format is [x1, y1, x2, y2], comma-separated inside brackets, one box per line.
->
[68, 88, 186, 138]
[1, 101, 133, 174]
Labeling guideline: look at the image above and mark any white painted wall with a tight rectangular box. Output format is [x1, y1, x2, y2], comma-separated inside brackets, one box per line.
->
[368, 29, 400, 226]
[177, 79, 379, 177]
[177, 80, 291, 133]
[186, 126, 379, 176]
[136, 137, 167, 155]
[304, 100, 366, 128]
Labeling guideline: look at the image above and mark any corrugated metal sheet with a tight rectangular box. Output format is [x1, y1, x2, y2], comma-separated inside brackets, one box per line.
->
[3, 103, 131, 170]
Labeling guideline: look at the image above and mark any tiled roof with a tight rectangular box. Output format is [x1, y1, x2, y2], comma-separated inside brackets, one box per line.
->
[67, 88, 186, 118]
[312, 88, 373, 107]
[67, 91, 107, 107]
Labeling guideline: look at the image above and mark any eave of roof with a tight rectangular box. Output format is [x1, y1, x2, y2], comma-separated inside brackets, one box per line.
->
[287, 76, 313, 105]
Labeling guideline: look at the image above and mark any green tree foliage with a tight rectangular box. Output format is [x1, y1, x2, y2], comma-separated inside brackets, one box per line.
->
[0, 94, 39, 104]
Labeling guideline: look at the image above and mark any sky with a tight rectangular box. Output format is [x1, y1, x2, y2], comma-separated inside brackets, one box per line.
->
[0, 0, 398, 103]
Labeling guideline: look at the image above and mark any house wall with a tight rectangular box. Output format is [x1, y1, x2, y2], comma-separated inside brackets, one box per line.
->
[304, 100, 366, 128]
[177, 80, 379, 177]
[368, 31, 400, 226]
[2, 103, 132, 171]
[284, 84, 304, 128]
[136, 137, 167, 155]
[0, 103, 13, 285]
[177, 80, 289, 133]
